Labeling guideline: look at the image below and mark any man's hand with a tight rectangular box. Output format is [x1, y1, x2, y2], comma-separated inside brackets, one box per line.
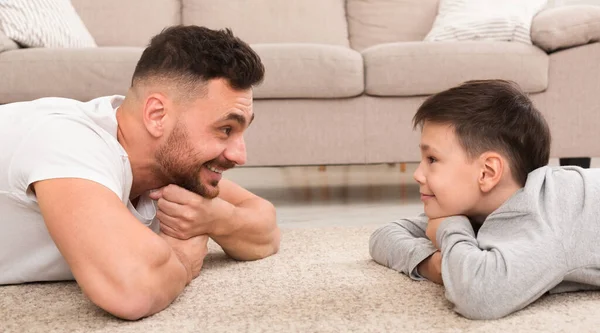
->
[417, 251, 443, 285]
[160, 233, 209, 283]
[149, 185, 234, 240]
[426, 217, 447, 249]
[151, 179, 279, 261]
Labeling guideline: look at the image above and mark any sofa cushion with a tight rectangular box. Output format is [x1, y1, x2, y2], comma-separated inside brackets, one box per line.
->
[0, 48, 142, 103]
[0, 0, 96, 48]
[347, 0, 439, 50]
[424, 0, 548, 45]
[0, 29, 18, 52]
[70, 0, 180, 46]
[252, 44, 364, 99]
[363, 41, 548, 96]
[531, 5, 600, 52]
[182, 0, 349, 46]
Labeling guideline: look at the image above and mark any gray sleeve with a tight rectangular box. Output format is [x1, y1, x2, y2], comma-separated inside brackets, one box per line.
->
[369, 214, 438, 280]
[436, 214, 568, 320]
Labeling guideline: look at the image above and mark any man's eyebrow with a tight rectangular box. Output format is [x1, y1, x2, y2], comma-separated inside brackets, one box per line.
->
[220, 112, 254, 127]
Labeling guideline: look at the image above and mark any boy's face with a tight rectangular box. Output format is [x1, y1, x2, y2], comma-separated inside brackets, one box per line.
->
[413, 121, 482, 219]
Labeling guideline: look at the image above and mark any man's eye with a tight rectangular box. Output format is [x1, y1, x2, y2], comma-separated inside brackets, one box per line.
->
[221, 127, 232, 135]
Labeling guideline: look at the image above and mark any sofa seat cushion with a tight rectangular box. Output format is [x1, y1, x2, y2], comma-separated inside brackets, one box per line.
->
[0, 48, 142, 104]
[363, 41, 548, 96]
[252, 44, 364, 99]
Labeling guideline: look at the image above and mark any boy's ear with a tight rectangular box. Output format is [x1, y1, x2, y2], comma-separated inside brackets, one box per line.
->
[142, 93, 169, 138]
[478, 152, 504, 193]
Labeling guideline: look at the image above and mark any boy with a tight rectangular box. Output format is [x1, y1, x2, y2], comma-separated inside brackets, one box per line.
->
[369, 80, 600, 320]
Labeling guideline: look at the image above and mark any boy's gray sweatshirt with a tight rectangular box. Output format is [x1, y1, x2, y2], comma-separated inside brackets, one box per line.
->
[369, 166, 600, 320]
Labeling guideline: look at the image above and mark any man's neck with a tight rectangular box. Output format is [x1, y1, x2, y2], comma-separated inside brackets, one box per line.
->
[116, 105, 166, 200]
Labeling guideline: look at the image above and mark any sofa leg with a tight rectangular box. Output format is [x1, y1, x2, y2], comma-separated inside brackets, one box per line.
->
[559, 157, 591, 168]
[399, 163, 406, 173]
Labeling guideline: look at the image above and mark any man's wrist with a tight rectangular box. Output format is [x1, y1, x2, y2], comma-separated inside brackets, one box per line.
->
[171, 248, 193, 284]
[209, 198, 238, 237]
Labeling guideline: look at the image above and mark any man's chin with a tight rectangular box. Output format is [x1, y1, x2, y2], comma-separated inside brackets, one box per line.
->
[199, 183, 220, 199]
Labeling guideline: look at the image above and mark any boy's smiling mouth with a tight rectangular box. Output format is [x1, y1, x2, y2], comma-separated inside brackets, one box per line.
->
[420, 193, 435, 201]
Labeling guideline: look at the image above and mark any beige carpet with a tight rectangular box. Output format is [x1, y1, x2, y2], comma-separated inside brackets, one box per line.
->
[2, 225, 600, 333]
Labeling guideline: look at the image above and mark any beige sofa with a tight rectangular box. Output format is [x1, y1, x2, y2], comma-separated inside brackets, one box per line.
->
[1, 0, 599, 167]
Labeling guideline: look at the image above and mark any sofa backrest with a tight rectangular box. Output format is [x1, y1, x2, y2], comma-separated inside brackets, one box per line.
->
[71, 0, 181, 46]
[347, 0, 439, 51]
[70, 0, 440, 49]
[181, 0, 349, 46]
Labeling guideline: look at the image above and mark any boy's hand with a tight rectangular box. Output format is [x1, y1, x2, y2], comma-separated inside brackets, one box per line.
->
[426, 217, 447, 249]
[417, 251, 443, 285]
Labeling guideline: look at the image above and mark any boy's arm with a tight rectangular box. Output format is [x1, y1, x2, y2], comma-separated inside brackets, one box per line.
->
[369, 214, 439, 280]
[436, 215, 567, 320]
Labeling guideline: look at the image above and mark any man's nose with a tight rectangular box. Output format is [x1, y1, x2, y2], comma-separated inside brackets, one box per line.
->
[225, 136, 247, 166]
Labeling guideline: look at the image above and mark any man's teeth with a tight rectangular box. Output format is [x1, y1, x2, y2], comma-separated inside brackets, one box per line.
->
[207, 165, 223, 174]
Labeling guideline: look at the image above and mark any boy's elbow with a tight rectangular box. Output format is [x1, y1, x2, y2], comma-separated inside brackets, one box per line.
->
[450, 291, 514, 320]
[369, 224, 393, 263]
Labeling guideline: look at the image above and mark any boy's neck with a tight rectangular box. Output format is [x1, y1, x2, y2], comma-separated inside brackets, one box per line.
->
[470, 179, 523, 224]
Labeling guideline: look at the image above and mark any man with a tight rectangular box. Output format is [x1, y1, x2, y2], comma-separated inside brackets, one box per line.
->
[0, 25, 280, 320]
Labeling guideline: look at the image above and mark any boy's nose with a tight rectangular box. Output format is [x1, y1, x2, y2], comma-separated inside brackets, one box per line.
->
[413, 162, 425, 184]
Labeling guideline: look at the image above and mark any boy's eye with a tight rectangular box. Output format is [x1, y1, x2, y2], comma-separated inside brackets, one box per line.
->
[427, 156, 437, 163]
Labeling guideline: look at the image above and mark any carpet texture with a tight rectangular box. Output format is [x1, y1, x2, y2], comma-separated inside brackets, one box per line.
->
[2, 225, 600, 333]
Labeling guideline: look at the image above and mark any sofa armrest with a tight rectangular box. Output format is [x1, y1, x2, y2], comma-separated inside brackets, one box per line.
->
[531, 5, 600, 53]
[0, 30, 19, 53]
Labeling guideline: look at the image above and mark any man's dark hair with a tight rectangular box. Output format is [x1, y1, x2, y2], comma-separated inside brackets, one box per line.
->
[132, 25, 264, 92]
[412, 80, 551, 186]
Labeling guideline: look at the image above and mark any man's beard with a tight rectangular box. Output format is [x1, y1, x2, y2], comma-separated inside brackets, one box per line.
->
[155, 123, 233, 199]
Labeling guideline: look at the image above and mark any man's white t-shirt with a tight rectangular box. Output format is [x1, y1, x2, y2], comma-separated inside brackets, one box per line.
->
[0, 96, 159, 285]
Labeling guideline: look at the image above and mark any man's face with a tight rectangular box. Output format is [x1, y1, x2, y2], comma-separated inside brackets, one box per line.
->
[156, 78, 254, 199]
[413, 121, 482, 219]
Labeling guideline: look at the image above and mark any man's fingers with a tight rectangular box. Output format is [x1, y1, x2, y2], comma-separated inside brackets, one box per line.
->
[157, 212, 188, 239]
[159, 221, 179, 238]
[148, 188, 164, 200]
[156, 197, 184, 217]
[159, 220, 191, 240]
[161, 184, 198, 205]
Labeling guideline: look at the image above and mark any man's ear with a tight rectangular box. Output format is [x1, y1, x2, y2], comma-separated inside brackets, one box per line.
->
[478, 152, 504, 193]
[142, 94, 168, 138]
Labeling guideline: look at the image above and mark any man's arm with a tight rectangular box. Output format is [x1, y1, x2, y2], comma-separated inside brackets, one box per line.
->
[369, 214, 440, 281]
[151, 179, 280, 261]
[436, 215, 567, 320]
[35, 178, 206, 320]
[208, 179, 280, 260]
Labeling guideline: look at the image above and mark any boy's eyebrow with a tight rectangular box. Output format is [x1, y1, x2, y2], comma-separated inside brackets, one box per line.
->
[419, 144, 438, 153]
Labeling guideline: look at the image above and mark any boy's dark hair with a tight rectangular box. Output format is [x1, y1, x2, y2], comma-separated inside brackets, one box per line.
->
[412, 80, 551, 186]
[132, 25, 264, 92]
